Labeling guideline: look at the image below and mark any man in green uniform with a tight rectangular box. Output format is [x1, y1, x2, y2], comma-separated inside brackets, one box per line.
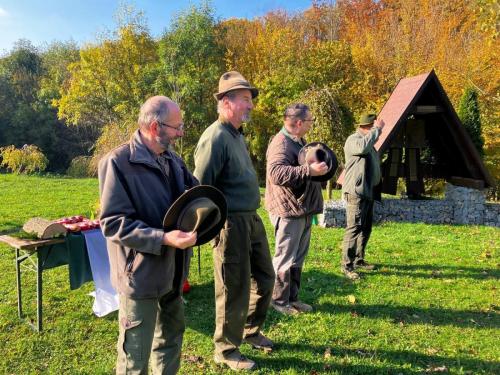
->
[194, 71, 275, 371]
[341, 113, 385, 280]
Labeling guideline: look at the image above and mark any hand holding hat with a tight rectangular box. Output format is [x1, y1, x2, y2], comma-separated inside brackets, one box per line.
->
[298, 142, 338, 182]
[309, 161, 329, 177]
[163, 185, 227, 247]
[163, 230, 197, 250]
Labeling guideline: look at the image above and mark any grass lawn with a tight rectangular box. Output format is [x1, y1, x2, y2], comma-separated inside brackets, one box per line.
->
[0, 173, 498, 374]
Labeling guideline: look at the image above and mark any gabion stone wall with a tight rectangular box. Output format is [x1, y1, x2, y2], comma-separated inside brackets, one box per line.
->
[321, 184, 500, 228]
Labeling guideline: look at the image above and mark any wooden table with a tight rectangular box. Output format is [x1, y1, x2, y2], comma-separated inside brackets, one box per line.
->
[0, 235, 69, 332]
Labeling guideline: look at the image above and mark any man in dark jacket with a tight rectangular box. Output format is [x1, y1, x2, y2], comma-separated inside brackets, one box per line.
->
[341, 113, 385, 280]
[265, 103, 328, 315]
[99, 96, 198, 374]
[194, 71, 275, 371]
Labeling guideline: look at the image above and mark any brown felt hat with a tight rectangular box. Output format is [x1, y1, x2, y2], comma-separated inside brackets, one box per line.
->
[163, 185, 227, 246]
[213, 71, 259, 101]
[298, 142, 339, 182]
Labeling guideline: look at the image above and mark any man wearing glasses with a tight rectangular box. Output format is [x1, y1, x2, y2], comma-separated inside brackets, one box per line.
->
[265, 103, 328, 315]
[99, 96, 198, 374]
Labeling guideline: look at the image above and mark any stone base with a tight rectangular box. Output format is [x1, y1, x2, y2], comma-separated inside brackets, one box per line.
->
[322, 184, 500, 228]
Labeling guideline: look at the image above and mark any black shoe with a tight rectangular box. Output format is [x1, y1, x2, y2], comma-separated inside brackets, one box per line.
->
[341, 267, 360, 280]
[354, 261, 376, 270]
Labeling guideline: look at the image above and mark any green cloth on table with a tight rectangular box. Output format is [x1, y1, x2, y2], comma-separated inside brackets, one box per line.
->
[37, 233, 93, 290]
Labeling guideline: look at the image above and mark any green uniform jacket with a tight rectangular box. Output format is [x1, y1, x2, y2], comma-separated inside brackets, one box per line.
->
[342, 127, 382, 200]
[194, 120, 261, 213]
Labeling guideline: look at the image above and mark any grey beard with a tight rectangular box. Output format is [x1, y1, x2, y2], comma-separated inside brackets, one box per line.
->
[242, 113, 251, 122]
[155, 136, 172, 151]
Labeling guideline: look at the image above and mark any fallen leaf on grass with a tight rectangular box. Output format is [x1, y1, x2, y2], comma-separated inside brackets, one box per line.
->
[262, 346, 273, 354]
[185, 355, 203, 364]
[480, 251, 491, 258]
[324, 347, 331, 359]
[347, 295, 356, 304]
[425, 365, 448, 372]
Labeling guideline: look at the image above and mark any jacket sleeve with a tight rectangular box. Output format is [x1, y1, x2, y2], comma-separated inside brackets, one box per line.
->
[193, 136, 225, 186]
[98, 156, 164, 255]
[346, 127, 381, 156]
[267, 140, 310, 188]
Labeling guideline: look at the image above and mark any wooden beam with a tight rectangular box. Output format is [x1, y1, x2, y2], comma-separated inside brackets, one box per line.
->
[449, 176, 485, 189]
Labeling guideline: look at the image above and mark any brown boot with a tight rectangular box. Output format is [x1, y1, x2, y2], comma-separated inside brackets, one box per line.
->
[243, 332, 274, 351]
[271, 302, 299, 315]
[342, 267, 360, 280]
[214, 350, 256, 371]
[290, 300, 313, 313]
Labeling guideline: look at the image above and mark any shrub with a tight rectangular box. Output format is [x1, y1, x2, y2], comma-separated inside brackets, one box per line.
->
[0, 144, 48, 174]
[66, 156, 93, 177]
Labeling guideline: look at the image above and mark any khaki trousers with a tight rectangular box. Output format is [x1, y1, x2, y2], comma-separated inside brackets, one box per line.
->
[341, 193, 374, 269]
[213, 212, 275, 355]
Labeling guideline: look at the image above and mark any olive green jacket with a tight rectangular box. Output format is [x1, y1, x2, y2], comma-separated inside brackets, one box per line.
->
[194, 120, 261, 213]
[342, 127, 381, 200]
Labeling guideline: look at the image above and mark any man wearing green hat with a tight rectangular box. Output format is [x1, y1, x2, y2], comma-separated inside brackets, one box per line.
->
[341, 113, 385, 280]
[194, 71, 275, 371]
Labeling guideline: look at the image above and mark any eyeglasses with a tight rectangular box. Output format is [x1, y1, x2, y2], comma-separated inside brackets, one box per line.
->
[303, 118, 315, 123]
[158, 121, 184, 132]
[285, 115, 315, 123]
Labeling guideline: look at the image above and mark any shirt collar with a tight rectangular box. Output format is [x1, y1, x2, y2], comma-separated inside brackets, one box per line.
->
[281, 126, 304, 146]
[219, 118, 243, 138]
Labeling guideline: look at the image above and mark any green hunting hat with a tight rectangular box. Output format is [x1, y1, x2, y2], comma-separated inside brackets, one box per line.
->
[163, 185, 227, 246]
[357, 113, 377, 126]
[214, 71, 259, 100]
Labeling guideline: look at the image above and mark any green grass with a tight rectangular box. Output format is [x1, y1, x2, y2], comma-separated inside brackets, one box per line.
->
[0, 173, 498, 374]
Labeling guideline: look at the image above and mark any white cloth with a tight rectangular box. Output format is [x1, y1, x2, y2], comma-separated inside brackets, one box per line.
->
[82, 229, 119, 317]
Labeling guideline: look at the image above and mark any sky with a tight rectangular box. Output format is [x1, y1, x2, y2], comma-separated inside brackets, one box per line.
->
[0, 0, 313, 53]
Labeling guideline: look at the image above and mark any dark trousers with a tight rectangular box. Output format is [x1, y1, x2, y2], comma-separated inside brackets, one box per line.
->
[212, 212, 275, 356]
[341, 193, 374, 270]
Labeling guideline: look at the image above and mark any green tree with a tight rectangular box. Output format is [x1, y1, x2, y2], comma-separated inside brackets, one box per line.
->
[458, 87, 484, 157]
[156, 2, 225, 167]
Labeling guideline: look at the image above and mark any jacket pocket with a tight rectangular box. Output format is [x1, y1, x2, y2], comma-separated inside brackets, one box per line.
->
[125, 249, 137, 274]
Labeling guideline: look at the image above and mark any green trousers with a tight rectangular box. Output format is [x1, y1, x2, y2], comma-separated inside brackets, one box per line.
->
[116, 291, 184, 375]
[116, 250, 186, 375]
[342, 193, 374, 269]
[213, 212, 275, 355]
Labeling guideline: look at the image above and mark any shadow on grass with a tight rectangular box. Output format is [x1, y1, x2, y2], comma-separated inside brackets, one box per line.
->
[376, 263, 500, 280]
[257, 342, 500, 374]
[316, 302, 499, 329]
[0, 223, 22, 235]
[184, 270, 358, 338]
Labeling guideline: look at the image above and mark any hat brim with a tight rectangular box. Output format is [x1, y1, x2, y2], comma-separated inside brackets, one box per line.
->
[357, 121, 375, 126]
[213, 86, 259, 101]
[163, 185, 227, 246]
[298, 142, 339, 182]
